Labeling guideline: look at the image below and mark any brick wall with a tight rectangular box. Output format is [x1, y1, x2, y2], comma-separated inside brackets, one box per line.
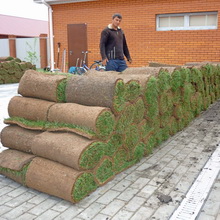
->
[52, 0, 220, 68]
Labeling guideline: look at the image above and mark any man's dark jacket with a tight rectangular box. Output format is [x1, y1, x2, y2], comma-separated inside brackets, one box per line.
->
[100, 24, 131, 61]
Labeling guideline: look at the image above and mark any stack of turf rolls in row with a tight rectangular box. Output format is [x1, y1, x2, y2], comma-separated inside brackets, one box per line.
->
[0, 57, 36, 84]
[1, 64, 220, 203]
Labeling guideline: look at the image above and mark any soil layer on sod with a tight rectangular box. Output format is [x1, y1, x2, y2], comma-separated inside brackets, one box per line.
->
[8, 96, 55, 121]
[18, 70, 67, 102]
[48, 103, 115, 140]
[0, 149, 35, 184]
[25, 157, 98, 203]
[1, 125, 41, 153]
[66, 75, 121, 111]
[31, 131, 106, 170]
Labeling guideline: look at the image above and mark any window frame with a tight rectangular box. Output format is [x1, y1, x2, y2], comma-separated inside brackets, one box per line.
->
[156, 12, 218, 31]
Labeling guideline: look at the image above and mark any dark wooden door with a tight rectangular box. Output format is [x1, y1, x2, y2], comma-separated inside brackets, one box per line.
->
[67, 23, 88, 68]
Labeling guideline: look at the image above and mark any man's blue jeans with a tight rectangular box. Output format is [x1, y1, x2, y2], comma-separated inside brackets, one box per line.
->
[106, 59, 127, 72]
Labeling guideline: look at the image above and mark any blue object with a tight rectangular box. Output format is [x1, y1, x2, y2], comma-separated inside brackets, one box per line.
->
[68, 66, 77, 74]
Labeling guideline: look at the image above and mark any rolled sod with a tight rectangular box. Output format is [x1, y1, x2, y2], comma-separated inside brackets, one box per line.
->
[31, 131, 108, 170]
[4, 117, 103, 140]
[66, 75, 126, 115]
[179, 67, 191, 84]
[124, 124, 140, 159]
[158, 90, 173, 116]
[1, 125, 41, 153]
[203, 95, 212, 110]
[4, 117, 97, 140]
[106, 132, 124, 157]
[94, 156, 114, 185]
[160, 112, 172, 128]
[1, 64, 219, 204]
[143, 133, 157, 155]
[210, 91, 216, 104]
[25, 157, 98, 203]
[8, 96, 54, 121]
[182, 111, 195, 128]
[87, 69, 156, 87]
[117, 74, 152, 88]
[122, 67, 161, 75]
[214, 85, 220, 99]
[48, 103, 115, 140]
[138, 119, 154, 141]
[173, 104, 184, 120]
[147, 115, 161, 131]
[204, 82, 211, 97]
[213, 65, 220, 85]
[133, 142, 145, 162]
[172, 89, 182, 105]
[18, 70, 67, 102]
[167, 116, 179, 136]
[144, 76, 160, 119]
[171, 69, 183, 92]
[113, 147, 131, 173]
[66, 74, 153, 115]
[181, 82, 196, 106]
[115, 103, 135, 134]
[124, 80, 142, 102]
[122, 66, 176, 75]
[190, 92, 203, 116]
[157, 69, 172, 92]
[190, 67, 204, 89]
[157, 127, 170, 144]
[133, 97, 146, 124]
[0, 149, 35, 185]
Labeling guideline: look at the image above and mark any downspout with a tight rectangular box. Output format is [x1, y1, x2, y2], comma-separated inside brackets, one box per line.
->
[41, 0, 55, 72]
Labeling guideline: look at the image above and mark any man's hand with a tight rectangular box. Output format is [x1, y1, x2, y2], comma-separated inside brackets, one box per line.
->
[128, 59, 132, 64]
[102, 58, 108, 66]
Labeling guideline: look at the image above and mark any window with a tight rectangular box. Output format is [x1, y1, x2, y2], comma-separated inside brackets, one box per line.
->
[156, 12, 218, 31]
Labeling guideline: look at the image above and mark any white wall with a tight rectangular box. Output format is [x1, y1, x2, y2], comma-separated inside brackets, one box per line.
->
[0, 37, 49, 68]
[0, 39, 10, 57]
[16, 38, 41, 68]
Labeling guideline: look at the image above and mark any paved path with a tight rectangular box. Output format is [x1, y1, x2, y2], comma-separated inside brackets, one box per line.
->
[0, 83, 220, 220]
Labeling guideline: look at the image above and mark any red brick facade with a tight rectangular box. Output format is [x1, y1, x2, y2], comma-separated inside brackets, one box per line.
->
[51, 0, 220, 69]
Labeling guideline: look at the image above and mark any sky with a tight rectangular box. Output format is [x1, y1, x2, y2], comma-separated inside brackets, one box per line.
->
[0, 0, 48, 21]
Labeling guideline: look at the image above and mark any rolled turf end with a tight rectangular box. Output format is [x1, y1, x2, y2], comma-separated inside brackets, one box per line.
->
[113, 79, 126, 114]
[79, 142, 109, 170]
[0, 163, 30, 185]
[125, 80, 142, 102]
[96, 110, 115, 140]
[94, 157, 114, 186]
[133, 142, 145, 163]
[72, 172, 98, 202]
[106, 132, 123, 157]
[56, 78, 67, 103]
[113, 147, 133, 173]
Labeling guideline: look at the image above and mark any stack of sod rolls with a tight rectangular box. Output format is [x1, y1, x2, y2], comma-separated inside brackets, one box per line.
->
[1, 64, 220, 203]
[0, 57, 36, 84]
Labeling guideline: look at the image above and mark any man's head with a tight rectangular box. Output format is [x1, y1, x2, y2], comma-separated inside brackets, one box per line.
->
[112, 13, 122, 20]
[112, 13, 122, 29]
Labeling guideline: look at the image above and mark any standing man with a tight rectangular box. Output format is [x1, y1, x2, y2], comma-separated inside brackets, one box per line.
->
[100, 13, 132, 72]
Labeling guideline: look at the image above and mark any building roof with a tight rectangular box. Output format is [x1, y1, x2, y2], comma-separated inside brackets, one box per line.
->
[0, 14, 48, 37]
[34, 0, 96, 5]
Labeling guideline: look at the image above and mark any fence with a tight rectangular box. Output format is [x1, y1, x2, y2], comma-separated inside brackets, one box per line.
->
[0, 35, 49, 69]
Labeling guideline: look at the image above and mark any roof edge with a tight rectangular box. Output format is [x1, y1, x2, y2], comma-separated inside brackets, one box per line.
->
[33, 0, 97, 5]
